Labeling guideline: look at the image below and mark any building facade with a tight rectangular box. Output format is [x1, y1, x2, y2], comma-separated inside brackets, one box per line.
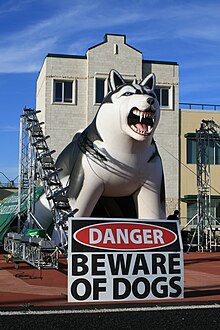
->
[180, 108, 220, 227]
[36, 34, 179, 215]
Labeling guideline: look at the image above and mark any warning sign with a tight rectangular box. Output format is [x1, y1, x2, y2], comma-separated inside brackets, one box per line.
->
[68, 218, 184, 303]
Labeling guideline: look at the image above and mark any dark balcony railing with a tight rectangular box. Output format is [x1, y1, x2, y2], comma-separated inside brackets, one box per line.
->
[179, 102, 220, 111]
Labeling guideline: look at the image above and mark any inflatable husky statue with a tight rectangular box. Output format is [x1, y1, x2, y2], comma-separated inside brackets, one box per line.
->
[35, 70, 165, 231]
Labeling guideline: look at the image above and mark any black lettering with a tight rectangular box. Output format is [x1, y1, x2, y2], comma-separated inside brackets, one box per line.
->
[169, 253, 181, 274]
[113, 278, 131, 299]
[132, 277, 150, 299]
[152, 254, 166, 274]
[72, 254, 88, 275]
[132, 254, 150, 275]
[92, 254, 106, 275]
[93, 278, 107, 300]
[108, 254, 132, 275]
[71, 279, 91, 300]
[169, 276, 182, 298]
[151, 277, 168, 298]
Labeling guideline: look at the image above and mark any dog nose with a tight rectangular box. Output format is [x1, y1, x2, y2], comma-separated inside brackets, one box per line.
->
[147, 98, 154, 105]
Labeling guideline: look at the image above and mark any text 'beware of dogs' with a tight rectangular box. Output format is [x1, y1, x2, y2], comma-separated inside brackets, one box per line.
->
[68, 219, 184, 303]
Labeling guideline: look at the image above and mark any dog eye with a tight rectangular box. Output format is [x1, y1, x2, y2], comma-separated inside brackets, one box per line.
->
[123, 91, 134, 96]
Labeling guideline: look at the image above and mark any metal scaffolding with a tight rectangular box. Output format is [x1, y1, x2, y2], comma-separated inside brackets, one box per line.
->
[17, 107, 36, 232]
[4, 108, 77, 268]
[185, 119, 220, 251]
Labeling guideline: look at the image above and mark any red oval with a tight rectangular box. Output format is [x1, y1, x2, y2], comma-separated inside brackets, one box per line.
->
[74, 222, 177, 250]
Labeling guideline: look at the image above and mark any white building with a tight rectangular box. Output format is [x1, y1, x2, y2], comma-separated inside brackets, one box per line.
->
[36, 34, 179, 214]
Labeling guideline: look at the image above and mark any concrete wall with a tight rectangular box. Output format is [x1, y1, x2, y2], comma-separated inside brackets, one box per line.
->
[86, 34, 142, 122]
[37, 55, 87, 156]
[146, 62, 179, 213]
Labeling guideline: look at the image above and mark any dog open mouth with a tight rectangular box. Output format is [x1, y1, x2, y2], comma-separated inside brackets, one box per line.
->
[127, 108, 155, 136]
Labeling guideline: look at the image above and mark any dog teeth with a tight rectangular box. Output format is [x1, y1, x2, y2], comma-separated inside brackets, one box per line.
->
[133, 109, 140, 116]
[132, 109, 154, 119]
[130, 109, 154, 136]
[131, 124, 152, 136]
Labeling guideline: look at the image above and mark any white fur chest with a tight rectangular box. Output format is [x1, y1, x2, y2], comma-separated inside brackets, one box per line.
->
[84, 139, 157, 196]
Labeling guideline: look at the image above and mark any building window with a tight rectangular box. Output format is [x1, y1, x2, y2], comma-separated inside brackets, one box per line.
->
[95, 78, 105, 103]
[215, 141, 220, 163]
[186, 197, 220, 225]
[155, 87, 170, 108]
[187, 138, 197, 164]
[114, 44, 119, 55]
[186, 136, 220, 164]
[94, 75, 137, 104]
[53, 80, 76, 104]
[95, 77, 109, 104]
[186, 200, 197, 225]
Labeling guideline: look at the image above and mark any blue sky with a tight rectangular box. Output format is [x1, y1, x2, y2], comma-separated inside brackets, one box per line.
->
[1, 0, 220, 183]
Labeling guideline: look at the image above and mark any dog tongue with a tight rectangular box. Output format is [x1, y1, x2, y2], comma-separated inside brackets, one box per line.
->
[135, 123, 148, 131]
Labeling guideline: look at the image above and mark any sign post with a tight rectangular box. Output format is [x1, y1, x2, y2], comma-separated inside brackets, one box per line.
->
[68, 218, 184, 303]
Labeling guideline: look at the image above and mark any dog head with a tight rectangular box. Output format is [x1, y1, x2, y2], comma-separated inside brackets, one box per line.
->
[99, 70, 160, 143]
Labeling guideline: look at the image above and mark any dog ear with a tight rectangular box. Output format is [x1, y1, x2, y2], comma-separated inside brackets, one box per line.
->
[140, 73, 156, 90]
[109, 70, 125, 91]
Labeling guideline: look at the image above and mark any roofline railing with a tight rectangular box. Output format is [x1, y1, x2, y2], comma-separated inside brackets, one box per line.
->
[179, 102, 220, 111]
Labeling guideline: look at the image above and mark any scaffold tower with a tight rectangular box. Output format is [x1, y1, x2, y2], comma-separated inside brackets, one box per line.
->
[17, 108, 37, 232]
[195, 119, 220, 251]
[4, 108, 77, 268]
[20, 108, 77, 248]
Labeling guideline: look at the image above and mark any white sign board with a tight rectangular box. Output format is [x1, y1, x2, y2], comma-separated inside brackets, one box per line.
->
[68, 219, 184, 303]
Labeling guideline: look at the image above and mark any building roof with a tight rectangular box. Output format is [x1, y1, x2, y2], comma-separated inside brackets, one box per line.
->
[47, 53, 87, 59]
[87, 33, 142, 54]
[143, 59, 178, 66]
[45, 34, 178, 66]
